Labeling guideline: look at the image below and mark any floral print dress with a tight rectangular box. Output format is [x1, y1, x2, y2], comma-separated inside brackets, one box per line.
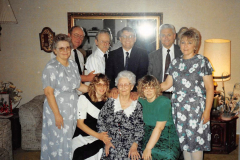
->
[97, 97, 144, 159]
[41, 58, 80, 160]
[168, 54, 213, 152]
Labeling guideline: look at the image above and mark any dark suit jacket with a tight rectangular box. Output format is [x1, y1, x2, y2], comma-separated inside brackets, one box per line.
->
[148, 44, 182, 83]
[106, 46, 149, 90]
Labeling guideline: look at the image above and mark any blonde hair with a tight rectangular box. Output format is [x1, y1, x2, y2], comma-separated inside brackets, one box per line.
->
[137, 75, 162, 99]
[88, 74, 109, 102]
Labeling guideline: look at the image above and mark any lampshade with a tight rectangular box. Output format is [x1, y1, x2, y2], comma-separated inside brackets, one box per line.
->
[0, 0, 18, 24]
[204, 39, 231, 81]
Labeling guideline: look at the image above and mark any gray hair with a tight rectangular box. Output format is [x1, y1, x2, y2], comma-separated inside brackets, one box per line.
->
[115, 71, 136, 86]
[95, 29, 111, 41]
[69, 26, 85, 36]
[51, 34, 72, 51]
[159, 24, 176, 35]
[120, 27, 136, 37]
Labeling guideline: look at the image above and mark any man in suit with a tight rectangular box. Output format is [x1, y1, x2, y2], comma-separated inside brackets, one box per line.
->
[148, 24, 182, 99]
[106, 27, 149, 91]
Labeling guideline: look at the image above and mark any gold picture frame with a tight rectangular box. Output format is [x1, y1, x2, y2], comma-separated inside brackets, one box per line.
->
[39, 27, 55, 53]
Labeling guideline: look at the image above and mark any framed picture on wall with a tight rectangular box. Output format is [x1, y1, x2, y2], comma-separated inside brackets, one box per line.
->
[0, 94, 12, 116]
[39, 27, 55, 53]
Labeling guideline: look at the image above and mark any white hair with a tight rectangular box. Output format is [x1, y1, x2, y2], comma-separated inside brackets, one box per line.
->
[159, 24, 176, 35]
[115, 71, 136, 86]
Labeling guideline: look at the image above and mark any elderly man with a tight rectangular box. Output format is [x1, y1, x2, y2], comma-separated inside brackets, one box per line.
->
[148, 24, 182, 99]
[85, 29, 111, 74]
[51, 26, 95, 82]
[106, 26, 149, 91]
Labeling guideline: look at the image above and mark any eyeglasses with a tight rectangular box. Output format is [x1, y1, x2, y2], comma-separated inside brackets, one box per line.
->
[118, 83, 131, 89]
[73, 33, 85, 40]
[57, 46, 71, 53]
[99, 40, 110, 45]
[121, 35, 135, 39]
[143, 86, 155, 91]
[95, 83, 107, 88]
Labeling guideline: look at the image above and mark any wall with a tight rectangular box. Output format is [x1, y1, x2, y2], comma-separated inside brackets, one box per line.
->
[0, 0, 240, 132]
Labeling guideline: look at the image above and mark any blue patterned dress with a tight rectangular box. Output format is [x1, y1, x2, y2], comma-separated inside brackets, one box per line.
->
[168, 54, 213, 152]
[41, 58, 80, 160]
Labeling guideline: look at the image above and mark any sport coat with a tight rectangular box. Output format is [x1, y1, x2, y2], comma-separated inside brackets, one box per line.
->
[148, 44, 182, 83]
[106, 46, 149, 90]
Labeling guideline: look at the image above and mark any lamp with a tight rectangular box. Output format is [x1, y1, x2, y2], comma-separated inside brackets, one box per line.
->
[204, 39, 231, 109]
[0, 0, 18, 50]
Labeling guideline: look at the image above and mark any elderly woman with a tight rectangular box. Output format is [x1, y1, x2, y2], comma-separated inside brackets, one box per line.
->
[72, 74, 111, 160]
[137, 75, 180, 160]
[41, 34, 88, 160]
[161, 28, 214, 160]
[97, 71, 144, 160]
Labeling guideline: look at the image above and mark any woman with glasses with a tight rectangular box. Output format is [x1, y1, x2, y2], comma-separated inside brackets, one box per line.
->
[97, 71, 144, 160]
[137, 75, 180, 160]
[72, 74, 111, 160]
[41, 34, 88, 160]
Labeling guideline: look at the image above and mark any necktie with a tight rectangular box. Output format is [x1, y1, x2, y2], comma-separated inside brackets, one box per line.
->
[73, 49, 82, 75]
[104, 54, 108, 68]
[164, 49, 170, 81]
[125, 52, 129, 70]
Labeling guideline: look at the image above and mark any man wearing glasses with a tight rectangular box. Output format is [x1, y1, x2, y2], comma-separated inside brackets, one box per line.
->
[106, 27, 149, 91]
[85, 29, 111, 74]
[51, 26, 95, 82]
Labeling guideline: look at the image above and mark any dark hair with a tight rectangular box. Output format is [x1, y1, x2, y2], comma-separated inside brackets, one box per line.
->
[51, 34, 72, 52]
[137, 75, 162, 99]
[88, 74, 110, 102]
[119, 27, 136, 37]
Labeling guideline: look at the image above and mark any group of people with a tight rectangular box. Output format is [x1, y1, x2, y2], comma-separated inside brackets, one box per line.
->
[41, 23, 214, 160]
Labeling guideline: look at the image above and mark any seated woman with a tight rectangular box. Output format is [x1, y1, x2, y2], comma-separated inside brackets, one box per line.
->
[97, 71, 144, 160]
[72, 74, 111, 160]
[137, 75, 180, 160]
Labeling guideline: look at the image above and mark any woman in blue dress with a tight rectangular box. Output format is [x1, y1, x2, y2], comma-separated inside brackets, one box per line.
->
[41, 34, 88, 160]
[137, 75, 180, 160]
[161, 28, 214, 160]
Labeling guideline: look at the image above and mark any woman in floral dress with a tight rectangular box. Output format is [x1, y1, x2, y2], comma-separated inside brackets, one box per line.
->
[161, 28, 214, 160]
[41, 34, 88, 160]
[97, 71, 144, 160]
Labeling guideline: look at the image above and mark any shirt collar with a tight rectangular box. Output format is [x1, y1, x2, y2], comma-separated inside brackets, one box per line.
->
[113, 96, 137, 118]
[123, 48, 132, 56]
[95, 47, 105, 58]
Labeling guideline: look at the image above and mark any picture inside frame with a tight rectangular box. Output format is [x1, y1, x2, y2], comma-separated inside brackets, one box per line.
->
[0, 94, 12, 115]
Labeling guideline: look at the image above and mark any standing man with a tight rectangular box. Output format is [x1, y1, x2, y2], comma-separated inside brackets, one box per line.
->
[51, 26, 95, 82]
[148, 24, 182, 99]
[85, 29, 111, 74]
[106, 27, 149, 91]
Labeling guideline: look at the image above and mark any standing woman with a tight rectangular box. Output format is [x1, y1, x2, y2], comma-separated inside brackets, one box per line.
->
[137, 75, 180, 160]
[161, 28, 214, 160]
[41, 34, 88, 160]
[72, 74, 111, 160]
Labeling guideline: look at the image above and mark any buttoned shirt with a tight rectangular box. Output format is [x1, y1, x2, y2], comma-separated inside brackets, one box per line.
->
[85, 47, 106, 74]
[162, 45, 174, 92]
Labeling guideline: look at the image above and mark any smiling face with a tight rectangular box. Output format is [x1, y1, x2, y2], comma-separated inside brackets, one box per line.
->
[95, 79, 107, 99]
[54, 41, 71, 61]
[119, 31, 136, 51]
[180, 37, 196, 59]
[117, 77, 133, 97]
[95, 33, 111, 53]
[143, 85, 156, 102]
[160, 28, 176, 49]
[68, 27, 85, 49]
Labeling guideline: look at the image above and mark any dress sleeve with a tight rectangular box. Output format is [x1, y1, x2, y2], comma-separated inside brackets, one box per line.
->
[133, 102, 144, 144]
[156, 98, 171, 121]
[42, 64, 57, 89]
[201, 56, 214, 76]
[77, 95, 88, 119]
